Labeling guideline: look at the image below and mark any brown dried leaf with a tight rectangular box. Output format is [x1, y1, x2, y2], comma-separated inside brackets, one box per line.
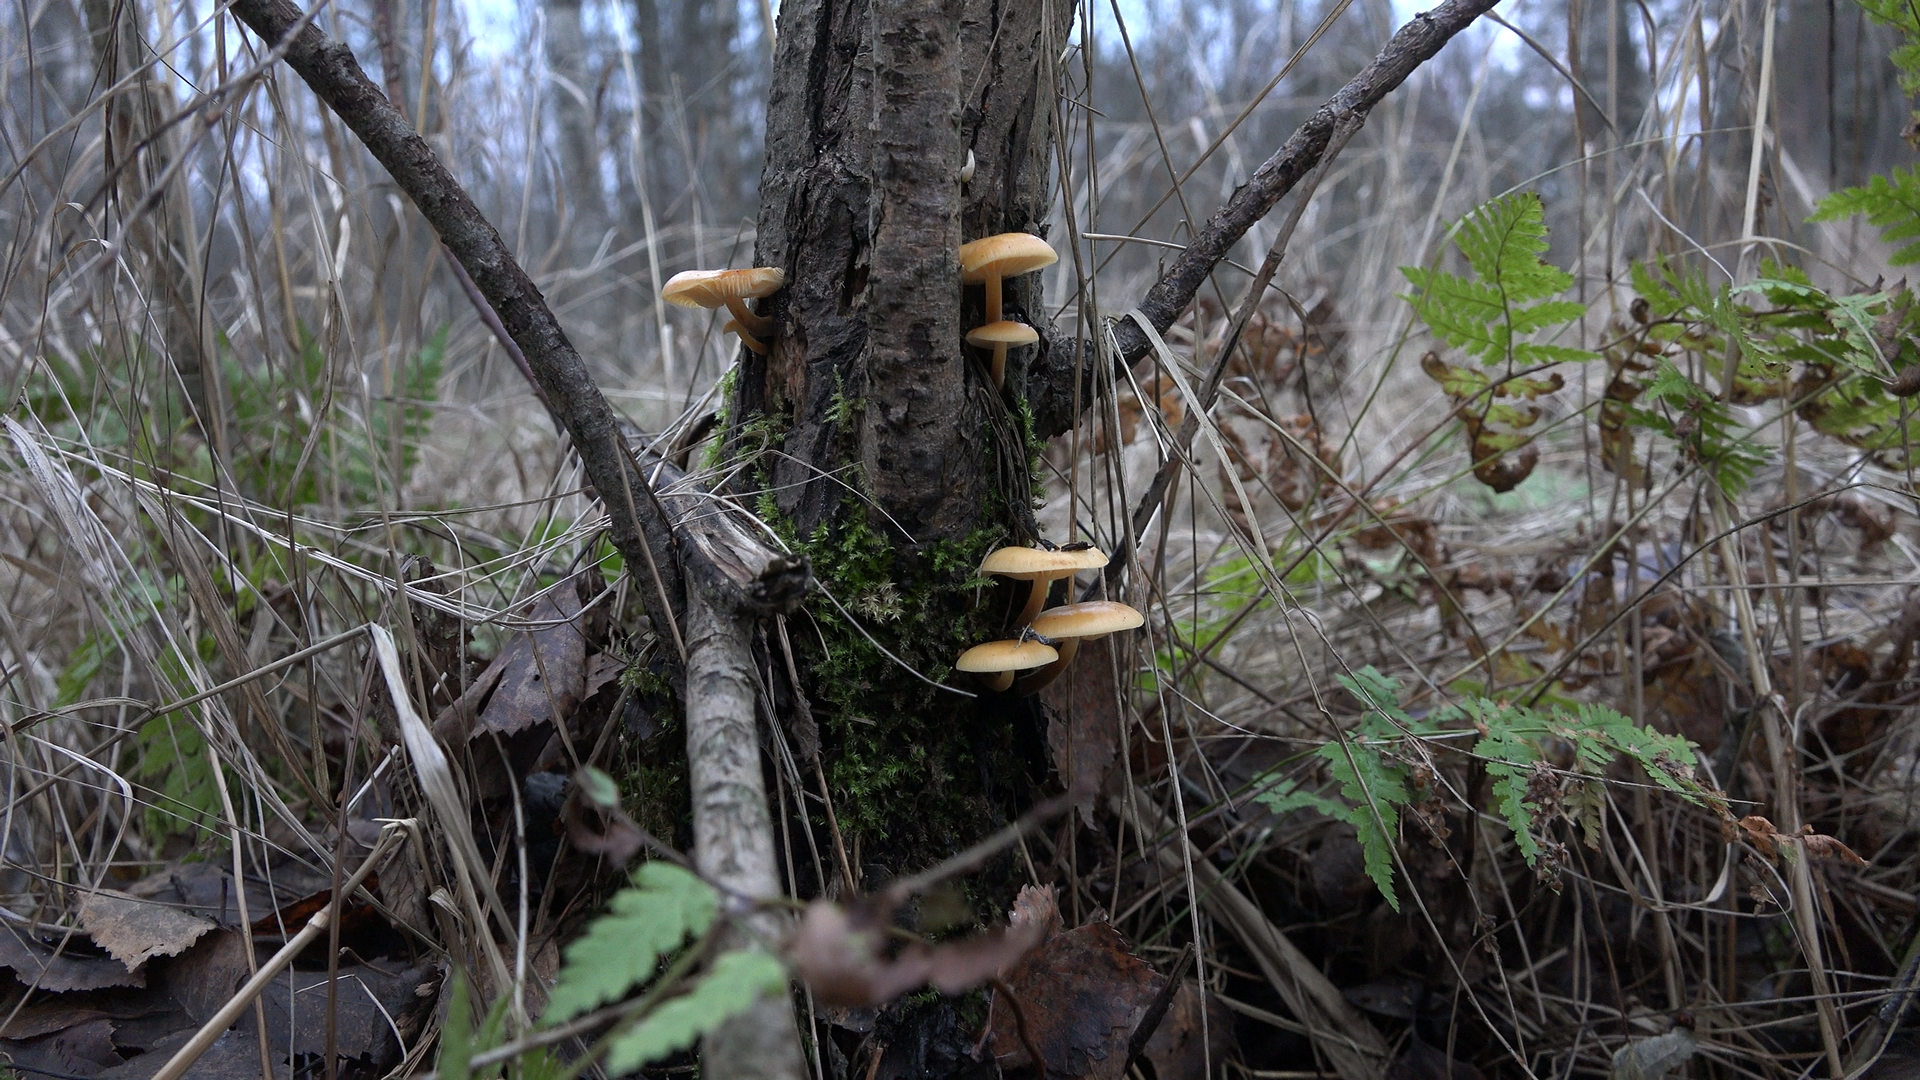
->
[0, 1017, 122, 1078]
[1800, 827, 1870, 866]
[78, 890, 217, 971]
[160, 929, 254, 1025]
[787, 900, 1047, 1009]
[1738, 815, 1782, 860]
[1142, 982, 1234, 1080]
[477, 584, 588, 738]
[254, 960, 436, 1067]
[987, 922, 1166, 1079]
[0, 931, 145, 992]
[97, 1028, 282, 1080]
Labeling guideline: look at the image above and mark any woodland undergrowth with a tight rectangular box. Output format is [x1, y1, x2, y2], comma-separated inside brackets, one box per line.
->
[7, 0, 1920, 1075]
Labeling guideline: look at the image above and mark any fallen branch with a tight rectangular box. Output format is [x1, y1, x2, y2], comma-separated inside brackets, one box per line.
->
[1029, 0, 1503, 439]
[220, 4, 809, 1075]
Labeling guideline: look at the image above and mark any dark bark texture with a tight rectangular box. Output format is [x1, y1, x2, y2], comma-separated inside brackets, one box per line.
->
[743, 0, 1074, 545]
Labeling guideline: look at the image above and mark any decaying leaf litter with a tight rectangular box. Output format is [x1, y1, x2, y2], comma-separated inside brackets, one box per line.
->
[6, 0, 1920, 1073]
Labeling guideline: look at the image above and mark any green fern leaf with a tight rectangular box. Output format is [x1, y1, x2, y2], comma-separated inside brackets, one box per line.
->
[1253, 777, 1345, 819]
[1813, 168, 1920, 265]
[1403, 193, 1593, 368]
[604, 950, 788, 1073]
[543, 862, 718, 1023]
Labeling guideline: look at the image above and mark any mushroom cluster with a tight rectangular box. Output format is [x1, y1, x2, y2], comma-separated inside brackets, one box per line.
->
[955, 544, 1143, 695]
[662, 267, 785, 354]
[958, 233, 1056, 390]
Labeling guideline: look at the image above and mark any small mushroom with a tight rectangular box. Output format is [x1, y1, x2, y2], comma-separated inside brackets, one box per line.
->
[967, 320, 1039, 390]
[956, 638, 1058, 693]
[959, 233, 1057, 325]
[1013, 600, 1145, 695]
[979, 544, 1109, 628]
[662, 267, 786, 351]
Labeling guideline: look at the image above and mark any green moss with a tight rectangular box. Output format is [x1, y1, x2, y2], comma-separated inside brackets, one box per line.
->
[674, 379, 1048, 884]
[781, 500, 1029, 865]
[700, 365, 739, 472]
[615, 660, 692, 851]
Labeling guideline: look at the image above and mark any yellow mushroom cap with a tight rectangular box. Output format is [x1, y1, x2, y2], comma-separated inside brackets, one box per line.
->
[1029, 601, 1144, 641]
[967, 321, 1040, 349]
[979, 545, 1109, 580]
[959, 234, 1058, 284]
[662, 267, 787, 309]
[955, 639, 1059, 673]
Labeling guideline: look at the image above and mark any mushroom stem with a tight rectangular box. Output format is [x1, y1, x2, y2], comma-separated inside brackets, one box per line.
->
[1015, 578, 1053, 628]
[984, 274, 1003, 324]
[724, 297, 773, 337]
[724, 320, 769, 354]
[982, 670, 1016, 693]
[1014, 636, 1080, 696]
[989, 343, 1010, 389]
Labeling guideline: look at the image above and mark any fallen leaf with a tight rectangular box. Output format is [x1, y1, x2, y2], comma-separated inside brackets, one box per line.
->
[97, 1026, 288, 1080]
[254, 959, 437, 1069]
[476, 584, 588, 738]
[0, 930, 145, 992]
[160, 929, 255, 1024]
[987, 921, 1166, 1079]
[787, 900, 1046, 1008]
[79, 890, 217, 971]
[0, 1017, 122, 1078]
[125, 861, 269, 927]
[1142, 981, 1234, 1080]
[1610, 1026, 1697, 1080]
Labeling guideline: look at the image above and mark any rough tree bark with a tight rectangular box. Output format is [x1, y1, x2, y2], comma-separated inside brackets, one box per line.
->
[742, 0, 1074, 543]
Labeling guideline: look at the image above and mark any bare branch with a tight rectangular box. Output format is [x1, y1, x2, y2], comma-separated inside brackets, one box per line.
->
[1028, 0, 1502, 439]
[223, 0, 807, 625]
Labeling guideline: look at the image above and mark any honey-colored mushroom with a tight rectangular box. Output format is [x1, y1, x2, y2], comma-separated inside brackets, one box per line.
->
[663, 267, 785, 350]
[959, 233, 1056, 325]
[979, 545, 1109, 628]
[966, 320, 1039, 390]
[955, 638, 1059, 693]
[1014, 600, 1145, 695]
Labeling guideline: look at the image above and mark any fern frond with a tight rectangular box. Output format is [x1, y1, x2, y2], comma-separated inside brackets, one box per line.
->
[543, 862, 718, 1023]
[1403, 193, 1592, 368]
[604, 950, 788, 1073]
[1812, 168, 1920, 265]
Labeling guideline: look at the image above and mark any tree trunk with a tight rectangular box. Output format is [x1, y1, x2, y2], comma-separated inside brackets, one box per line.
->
[727, 0, 1076, 881]
[743, 0, 1072, 544]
